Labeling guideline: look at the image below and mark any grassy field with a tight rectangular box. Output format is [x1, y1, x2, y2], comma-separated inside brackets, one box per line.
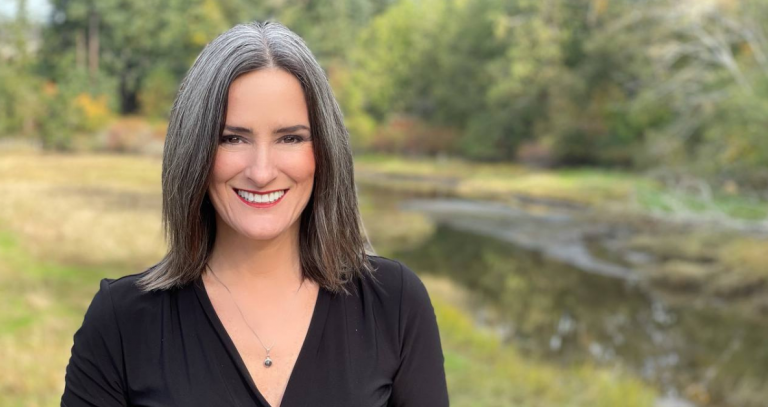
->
[355, 153, 768, 220]
[0, 151, 659, 406]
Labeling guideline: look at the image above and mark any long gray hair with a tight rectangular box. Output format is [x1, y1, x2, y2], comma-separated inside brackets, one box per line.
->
[137, 20, 376, 294]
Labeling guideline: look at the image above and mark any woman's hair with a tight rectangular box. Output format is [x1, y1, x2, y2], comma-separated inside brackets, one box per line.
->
[137, 20, 376, 294]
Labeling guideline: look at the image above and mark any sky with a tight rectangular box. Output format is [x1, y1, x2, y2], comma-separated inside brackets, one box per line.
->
[0, 0, 52, 23]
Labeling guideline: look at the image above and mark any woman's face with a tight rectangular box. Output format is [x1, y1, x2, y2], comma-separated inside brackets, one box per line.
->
[207, 68, 315, 243]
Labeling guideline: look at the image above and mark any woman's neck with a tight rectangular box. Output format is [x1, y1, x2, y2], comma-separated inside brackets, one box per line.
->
[206, 221, 305, 296]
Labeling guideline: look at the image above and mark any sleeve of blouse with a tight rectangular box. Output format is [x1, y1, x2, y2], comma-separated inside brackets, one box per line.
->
[389, 261, 450, 406]
[61, 278, 127, 407]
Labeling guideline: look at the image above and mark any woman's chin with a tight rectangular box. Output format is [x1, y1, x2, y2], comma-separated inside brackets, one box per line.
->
[238, 228, 286, 242]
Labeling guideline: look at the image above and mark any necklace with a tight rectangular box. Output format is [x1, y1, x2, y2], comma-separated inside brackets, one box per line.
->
[205, 263, 305, 368]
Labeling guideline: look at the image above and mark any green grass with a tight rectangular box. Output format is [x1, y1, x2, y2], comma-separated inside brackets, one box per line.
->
[428, 282, 657, 407]
[0, 228, 128, 407]
[633, 182, 768, 220]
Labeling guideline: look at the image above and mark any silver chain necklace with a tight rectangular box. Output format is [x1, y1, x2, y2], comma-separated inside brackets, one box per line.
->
[205, 263, 305, 368]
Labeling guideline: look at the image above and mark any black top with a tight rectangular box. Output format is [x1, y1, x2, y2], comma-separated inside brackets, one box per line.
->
[61, 255, 449, 407]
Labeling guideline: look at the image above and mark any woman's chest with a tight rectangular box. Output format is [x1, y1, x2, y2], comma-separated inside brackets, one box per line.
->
[124, 335, 397, 407]
[121, 282, 401, 406]
[209, 284, 318, 406]
[228, 322, 307, 406]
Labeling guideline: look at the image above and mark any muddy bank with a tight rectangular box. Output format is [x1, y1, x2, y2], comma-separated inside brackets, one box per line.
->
[355, 171, 768, 314]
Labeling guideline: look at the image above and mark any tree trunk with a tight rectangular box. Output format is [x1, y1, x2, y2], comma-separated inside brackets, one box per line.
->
[76, 29, 86, 69]
[120, 78, 140, 114]
[88, 11, 99, 81]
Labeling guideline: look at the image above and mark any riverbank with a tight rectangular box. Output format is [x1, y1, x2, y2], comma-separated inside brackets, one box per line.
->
[354, 154, 768, 223]
[354, 154, 768, 315]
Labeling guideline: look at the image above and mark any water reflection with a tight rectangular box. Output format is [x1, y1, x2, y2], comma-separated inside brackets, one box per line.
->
[360, 184, 768, 407]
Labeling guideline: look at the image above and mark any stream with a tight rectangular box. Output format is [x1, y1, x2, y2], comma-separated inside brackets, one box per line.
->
[359, 183, 768, 407]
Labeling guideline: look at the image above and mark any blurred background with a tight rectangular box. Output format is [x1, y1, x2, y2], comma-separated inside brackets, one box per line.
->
[1, 0, 767, 406]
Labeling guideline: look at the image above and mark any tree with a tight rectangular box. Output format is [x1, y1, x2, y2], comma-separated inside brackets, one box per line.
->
[40, 0, 262, 114]
[0, 0, 48, 140]
[630, 0, 768, 185]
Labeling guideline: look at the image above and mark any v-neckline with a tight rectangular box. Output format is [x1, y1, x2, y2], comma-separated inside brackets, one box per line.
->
[193, 273, 330, 407]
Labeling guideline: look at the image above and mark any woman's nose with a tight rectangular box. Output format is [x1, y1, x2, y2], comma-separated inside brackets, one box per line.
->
[243, 144, 278, 187]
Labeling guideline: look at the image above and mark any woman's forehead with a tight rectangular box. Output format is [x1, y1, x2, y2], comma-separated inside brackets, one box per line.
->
[225, 69, 309, 131]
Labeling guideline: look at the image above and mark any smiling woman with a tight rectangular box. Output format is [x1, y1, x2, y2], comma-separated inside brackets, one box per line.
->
[60, 21, 448, 407]
[208, 69, 316, 242]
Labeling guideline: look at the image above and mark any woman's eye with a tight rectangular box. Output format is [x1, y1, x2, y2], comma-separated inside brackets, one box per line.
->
[282, 135, 305, 144]
[220, 135, 243, 144]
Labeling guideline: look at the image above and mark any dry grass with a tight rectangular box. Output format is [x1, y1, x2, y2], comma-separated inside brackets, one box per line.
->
[0, 152, 165, 268]
[629, 231, 768, 294]
[355, 153, 644, 205]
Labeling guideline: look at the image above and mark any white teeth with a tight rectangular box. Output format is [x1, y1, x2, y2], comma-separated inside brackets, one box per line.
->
[237, 189, 285, 204]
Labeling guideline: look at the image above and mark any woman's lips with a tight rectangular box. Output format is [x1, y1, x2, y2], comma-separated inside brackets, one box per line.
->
[234, 188, 288, 208]
[236, 188, 288, 194]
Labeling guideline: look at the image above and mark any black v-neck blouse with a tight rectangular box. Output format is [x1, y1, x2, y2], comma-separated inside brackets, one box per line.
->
[61, 256, 449, 407]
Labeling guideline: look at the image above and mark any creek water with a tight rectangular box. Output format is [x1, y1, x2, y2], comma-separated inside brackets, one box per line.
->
[359, 183, 768, 407]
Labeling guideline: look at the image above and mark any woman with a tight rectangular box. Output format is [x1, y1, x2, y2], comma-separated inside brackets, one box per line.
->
[61, 21, 448, 407]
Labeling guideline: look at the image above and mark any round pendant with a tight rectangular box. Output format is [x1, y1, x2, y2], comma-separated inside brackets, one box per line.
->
[264, 356, 273, 368]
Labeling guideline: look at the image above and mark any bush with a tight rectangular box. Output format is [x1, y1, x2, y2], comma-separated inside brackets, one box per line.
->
[370, 115, 458, 156]
[96, 116, 166, 155]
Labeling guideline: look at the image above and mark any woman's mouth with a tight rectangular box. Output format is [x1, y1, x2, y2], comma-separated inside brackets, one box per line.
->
[234, 188, 288, 207]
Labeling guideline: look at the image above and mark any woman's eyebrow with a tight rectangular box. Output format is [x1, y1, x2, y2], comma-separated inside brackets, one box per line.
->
[224, 125, 253, 135]
[275, 124, 310, 134]
[223, 124, 310, 135]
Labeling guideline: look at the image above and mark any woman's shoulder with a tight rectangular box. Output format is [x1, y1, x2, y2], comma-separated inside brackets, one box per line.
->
[355, 255, 434, 310]
[90, 267, 179, 320]
[100, 268, 166, 298]
[365, 254, 421, 283]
